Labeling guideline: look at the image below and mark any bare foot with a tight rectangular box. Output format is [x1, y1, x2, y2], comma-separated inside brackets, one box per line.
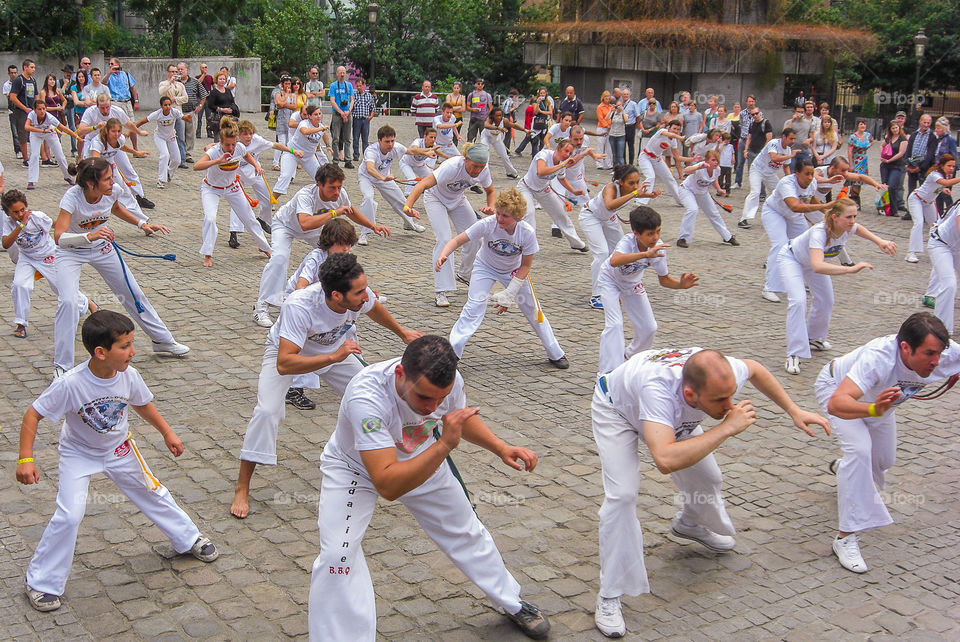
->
[88, 299, 99, 314]
[203, 256, 213, 268]
[230, 487, 249, 518]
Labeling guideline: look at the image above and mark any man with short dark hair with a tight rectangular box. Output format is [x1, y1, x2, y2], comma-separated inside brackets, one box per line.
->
[8, 59, 37, 163]
[329, 66, 355, 167]
[104, 57, 140, 149]
[465, 78, 492, 142]
[351, 78, 375, 163]
[3, 64, 21, 158]
[308, 335, 551, 641]
[195, 63, 214, 138]
[177, 62, 207, 164]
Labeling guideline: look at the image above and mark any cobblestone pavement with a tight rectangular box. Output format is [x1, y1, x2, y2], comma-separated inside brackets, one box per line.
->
[0, 115, 957, 641]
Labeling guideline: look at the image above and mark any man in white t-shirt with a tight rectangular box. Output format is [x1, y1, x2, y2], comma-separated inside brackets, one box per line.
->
[356, 124, 425, 244]
[591, 347, 829, 637]
[740, 128, 797, 224]
[308, 335, 550, 640]
[232, 253, 422, 519]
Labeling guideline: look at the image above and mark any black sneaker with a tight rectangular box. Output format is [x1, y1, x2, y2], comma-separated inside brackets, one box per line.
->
[737, 220, 751, 229]
[136, 194, 156, 210]
[549, 356, 570, 370]
[505, 601, 550, 639]
[344, 161, 354, 169]
[258, 218, 272, 235]
[551, 227, 562, 238]
[21, 160, 29, 168]
[676, 238, 689, 248]
[42, 159, 57, 167]
[723, 235, 739, 246]
[286, 387, 316, 410]
[901, 212, 912, 221]
[469, 185, 483, 194]
[228, 231, 240, 248]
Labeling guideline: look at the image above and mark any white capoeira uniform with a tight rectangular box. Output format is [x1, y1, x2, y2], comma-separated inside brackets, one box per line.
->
[398, 137, 437, 196]
[814, 336, 960, 533]
[677, 164, 734, 243]
[426, 157, 486, 294]
[479, 122, 518, 176]
[86, 134, 147, 223]
[145, 107, 182, 185]
[596, 235, 669, 374]
[229, 133, 276, 232]
[24, 361, 202, 597]
[198, 141, 271, 257]
[432, 113, 461, 158]
[579, 182, 628, 297]
[635, 130, 683, 206]
[3, 212, 89, 328]
[357, 141, 420, 238]
[517, 148, 586, 249]
[308, 359, 525, 641]
[53, 187, 177, 370]
[26, 111, 72, 184]
[551, 134, 591, 207]
[257, 184, 350, 307]
[777, 221, 855, 359]
[274, 119, 329, 195]
[592, 348, 747, 597]
[928, 203, 960, 333]
[761, 173, 818, 293]
[79, 104, 130, 160]
[908, 170, 946, 256]
[812, 168, 855, 265]
[741, 138, 789, 221]
[240, 282, 369, 466]
[448, 215, 563, 360]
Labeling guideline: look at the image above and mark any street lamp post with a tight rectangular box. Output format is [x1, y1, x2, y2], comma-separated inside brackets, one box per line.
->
[76, 0, 83, 67]
[367, 3, 379, 90]
[912, 28, 928, 123]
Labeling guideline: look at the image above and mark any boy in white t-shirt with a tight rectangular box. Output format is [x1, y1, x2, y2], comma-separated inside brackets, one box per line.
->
[357, 124, 426, 244]
[17, 310, 219, 612]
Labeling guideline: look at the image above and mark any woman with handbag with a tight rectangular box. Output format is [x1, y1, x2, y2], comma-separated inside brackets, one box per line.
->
[878, 121, 907, 215]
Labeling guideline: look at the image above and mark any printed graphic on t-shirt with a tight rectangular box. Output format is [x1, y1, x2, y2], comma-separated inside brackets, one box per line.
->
[487, 239, 521, 256]
[307, 321, 354, 346]
[445, 179, 473, 192]
[79, 213, 110, 229]
[646, 347, 695, 367]
[894, 380, 927, 405]
[17, 229, 44, 249]
[361, 417, 382, 434]
[78, 397, 127, 433]
[823, 244, 843, 258]
[619, 261, 649, 275]
[218, 160, 240, 171]
[395, 419, 436, 454]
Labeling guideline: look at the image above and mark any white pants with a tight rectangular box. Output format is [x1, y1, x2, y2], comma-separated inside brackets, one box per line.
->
[273, 127, 289, 167]
[635, 154, 682, 207]
[677, 187, 732, 242]
[110, 167, 146, 222]
[11, 253, 88, 327]
[154, 133, 180, 184]
[595, 128, 612, 169]
[400, 163, 431, 196]
[741, 168, 780, 221]
[308, 448, 523, 641]
[778, 248, 834, 358]
[517, 180, 585, 249]
[426, 193, 479, 293]
[448, 261, 563, 360]
[240, 345, 363, 465]
[274, 149, 327, 195]
[230, 165, 275, 231]
[928, 240, 960, 333]
[357, 174, 418, 231]
[435, 142, 460, 158]
[579, 208, 624, 295]
[29, 134, 71, 184]
[481, 133, 517, 176]
[114, 151, 143, 197]
[814, 367, 897, 532]
[54, 245, 176, 370]
[597, 277, 656, 374]
[761, 207, 808, 292]
[592, 387, 733, 598]
[257, 222, 320, 306]
[200, 182, 271, 256]
[25, 439, 200, 596]
[908, 193, 939, 254]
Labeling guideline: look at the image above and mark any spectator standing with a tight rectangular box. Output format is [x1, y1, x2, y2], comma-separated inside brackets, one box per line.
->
[195, 63, 214, 138]
[4, 65, 20, 158]
[220, 67, 237, 92]
[933, 117, 957, 215]
[878, 121, 907, 215]
[735, 95, 758, 188]
[39, 73, 67, 166]
[502, 89, 521, 150]
[178, 62, 207, 164]
[205, 70, 238, 139]
[82, 68, 110, 104]
[681, 100, 704, 152]
[104, 58, 140, 149]
[556, 86, 584, 124]
[78, 56, 92, 77]
[58, 65, 77, 156]
[595, 91, 614, 170]
[352, 78, 375, 163]
[445, 81, 466, 139]
[639, 100, 661, 147]
[328, 66, 354, 167]
[411, 80, 439, 138]
[305, 66, 325, 109]
[621, 89, 639, 164]
[513, 94, 538, 157]
[904, 114, 936, 221]
[8, 59, 38, 164]
[703, 95, 720, 130]
[69, 70, 89, 158]
[642, 87, 662, 111]
[465, 78, 492, 142]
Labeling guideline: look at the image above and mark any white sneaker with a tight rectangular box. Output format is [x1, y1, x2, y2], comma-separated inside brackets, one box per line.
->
[357, 233, 369, 246]
[435, 292, 450, 307]
[403, 220, 426, 233]
[594, 595, 625, 638]
[152, 341, 190, 356]
[809, 339, 832, 352]
[785, 355, 801, 375]
[732, 183, 740, 190]
[671, 516, 736, 552]
[761, 290, 781, 303]
[905, 252, 919, 263]
[156, 180, 165, 189]
[253, 302, 273, 328]
[833, 533, 868, 573]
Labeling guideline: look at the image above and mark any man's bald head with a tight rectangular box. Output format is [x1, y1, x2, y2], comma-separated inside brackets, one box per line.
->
[682, 350, 734, 394]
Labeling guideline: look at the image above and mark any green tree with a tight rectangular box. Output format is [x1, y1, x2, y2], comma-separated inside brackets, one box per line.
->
[125, 0, 240, 57]
[232, 0, 335, 79]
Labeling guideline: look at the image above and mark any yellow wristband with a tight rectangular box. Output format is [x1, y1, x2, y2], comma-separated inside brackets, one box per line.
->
[403, 205, 410, 212]
[867, 403, 881, 418]
[17, 457, 34, 465]
[329, 209, 337, 218]
[632, 190, 638, 197]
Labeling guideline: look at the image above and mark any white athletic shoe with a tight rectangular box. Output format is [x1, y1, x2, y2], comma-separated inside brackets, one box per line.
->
[595, 595, 626, 638]
[785, 355, 801, 375]
[253, 301, 273, 328]
[152, 341, 190, 356]
[357, 233, 369, 246]
[189, 534, 220, 562]
[905, 252, 919, 263]
[761, 289, 781, 303]
[435, 292, 450, 307]
[809, 339, 832, 352]
[671, 516, 736, 552]
[403, 220, 426, 233]
[833, 533, 868, 573]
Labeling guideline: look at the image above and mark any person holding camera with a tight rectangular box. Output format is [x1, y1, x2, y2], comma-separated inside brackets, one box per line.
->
[329, 66, 354, 168]
[904, 114, 936, 221]
[104, 58, 139, 150]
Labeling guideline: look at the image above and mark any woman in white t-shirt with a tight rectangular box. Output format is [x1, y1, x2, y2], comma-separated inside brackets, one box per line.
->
[274, 105, 330, 197]
[778, 198, 897, 374]
[52, 157, 186, 376]
[906, 154, 960, 263]
[437, 188, 568, 368]
[399, 129, 453, 195]
[87, 118, 150, 226]
[676, 151, 738, 248]
[517, 140, 589, 250]
[24, 101, 78, 188]
[927, 200, 960, 332]
[480, 107, 529, 178]
[136, 96, 191, 189]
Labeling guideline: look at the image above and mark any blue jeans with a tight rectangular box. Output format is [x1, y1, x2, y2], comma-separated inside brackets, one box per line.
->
[352, 117, 370, 161]
[609, 135, 626, 166]
[879, 163, 904, 212]
[735, 139, 748, 185]
[174, 118, 187, 167]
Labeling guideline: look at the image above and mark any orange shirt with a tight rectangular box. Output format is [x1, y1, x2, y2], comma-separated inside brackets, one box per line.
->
[597, 103, 613, 129]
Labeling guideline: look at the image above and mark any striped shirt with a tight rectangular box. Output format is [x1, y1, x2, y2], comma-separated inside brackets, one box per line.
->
[411, 92, 439, 126]
[354, 90, 375, 119]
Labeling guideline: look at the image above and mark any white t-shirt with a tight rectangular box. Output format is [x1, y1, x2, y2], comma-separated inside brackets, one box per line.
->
[243, 133, 274, 161]
[285, 248, 329, 296]
[274, 184, 351, 234]
[146, 108, 182, 141]
[203, 142, 247, 187]
[87, 133, 127, 165]
[642, 130, 678, 159]
[719, 143, 734, 167]
[58, 186, 118, 250]
[428, 157, 492, 208]
[26, 111, 61, 141]
[681, 164, 719, 195]
[465, 215, 538, 274]
[267, 281, 375, 357]
[604, 347, 750, 438]
[753, 138, 790, 177]
[584, 182, 627, 223]
[400, 137, 437, 170]
[914, 171, 945, 203]
[523, 148, 565, 192]
[325, 357, 468, 468]
[547, 122, 572, 141]
[2, 210, 56, 259]
[788, 221, 857, 268]
[32, 360, 153, 454]
[598, 233, 669, 294]
[359, 142, 407, 182]
[82, 83, 110, 103]
[291, 119, 324, 153]
[433, 114, 457, 146]
[765, 173, 819, 222]
[930, 202, 960, 248]
[80, 104, 129, 144]
[828, 335, 960, 407]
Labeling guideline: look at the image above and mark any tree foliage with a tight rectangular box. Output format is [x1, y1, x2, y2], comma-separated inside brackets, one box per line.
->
[232, 0, 335, 79]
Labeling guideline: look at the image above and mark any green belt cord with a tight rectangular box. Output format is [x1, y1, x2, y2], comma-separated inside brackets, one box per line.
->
[433, 425, 474, 510]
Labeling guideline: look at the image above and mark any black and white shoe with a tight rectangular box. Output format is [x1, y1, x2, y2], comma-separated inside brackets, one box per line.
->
[135, 194, 156, 210]
[505, 601, 550, 639]
[258, 218, 272, 235]
[228, 231, 240, 249]
[286, 387, 316, 410]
